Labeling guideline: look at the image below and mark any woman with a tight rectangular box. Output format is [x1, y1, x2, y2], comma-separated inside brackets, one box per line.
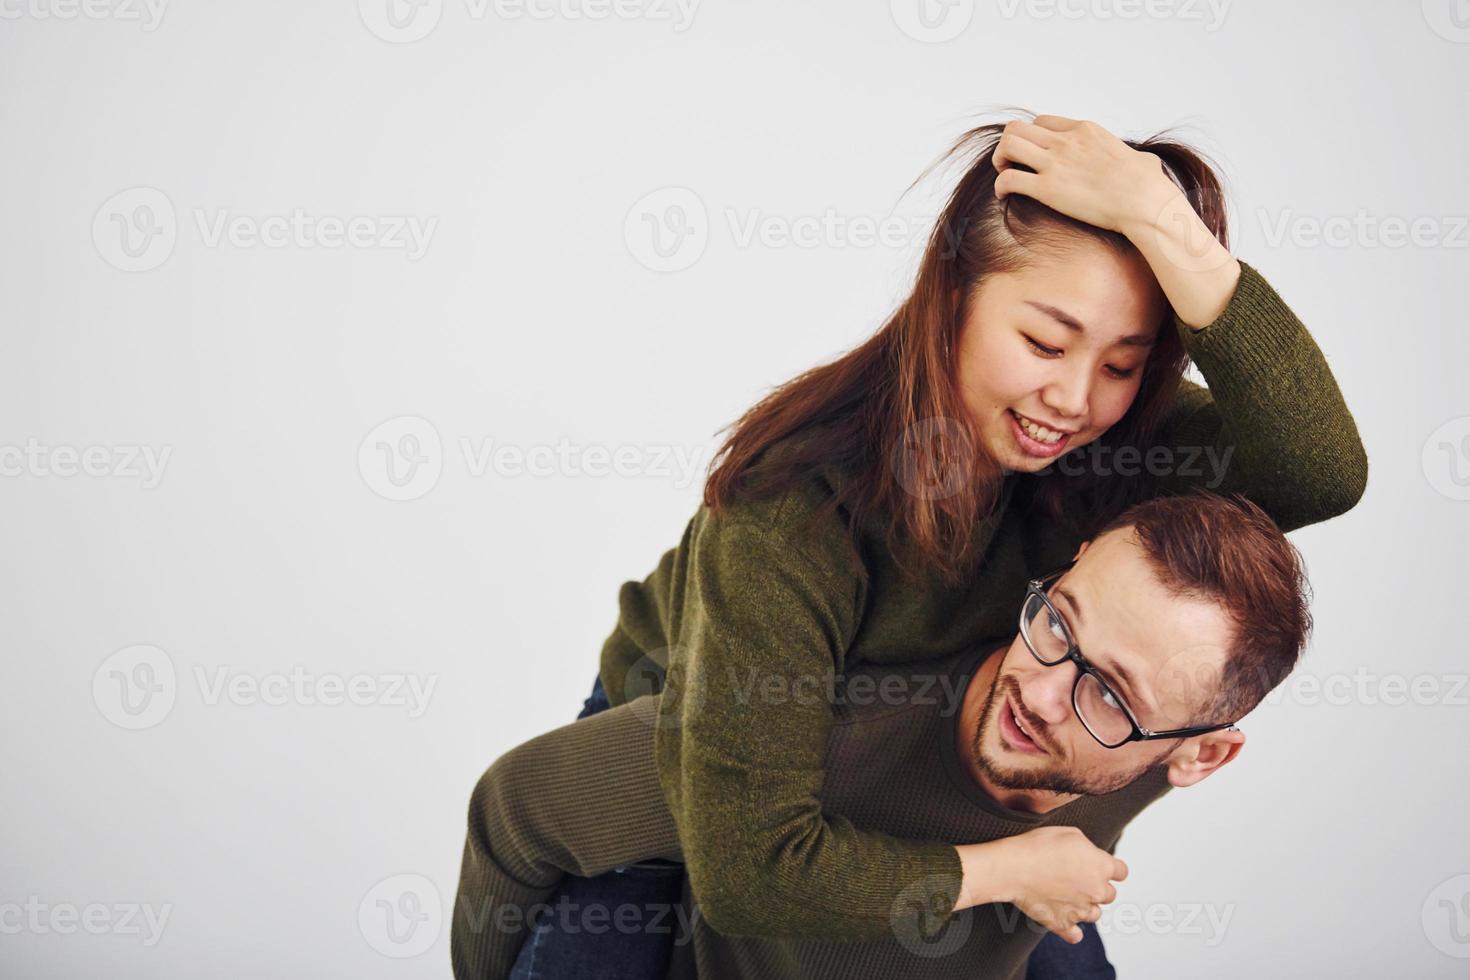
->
[470, 112, 1368, 979]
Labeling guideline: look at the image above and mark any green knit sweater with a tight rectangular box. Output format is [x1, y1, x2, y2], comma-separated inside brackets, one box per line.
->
[594, 258, 1367, 941]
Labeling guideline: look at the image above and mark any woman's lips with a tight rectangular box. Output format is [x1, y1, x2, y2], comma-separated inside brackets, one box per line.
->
[1007, 410, 1072, 459]
[1000, 696, 1047, 755]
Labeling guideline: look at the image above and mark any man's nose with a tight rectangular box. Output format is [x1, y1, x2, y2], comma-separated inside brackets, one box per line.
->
[1019, 660, 1077, 727]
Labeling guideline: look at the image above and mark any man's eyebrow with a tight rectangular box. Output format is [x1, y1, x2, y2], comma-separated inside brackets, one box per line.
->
[1053, 584, 1152, 712]
[1023, 301, 1156, 348]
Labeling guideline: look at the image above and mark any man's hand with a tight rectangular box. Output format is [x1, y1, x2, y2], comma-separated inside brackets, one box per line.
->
[954, 827, 1128, 944]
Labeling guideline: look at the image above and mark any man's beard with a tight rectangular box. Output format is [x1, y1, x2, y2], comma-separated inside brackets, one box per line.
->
[971, 669, 1169, 797]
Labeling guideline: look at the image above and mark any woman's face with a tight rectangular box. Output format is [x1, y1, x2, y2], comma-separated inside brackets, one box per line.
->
[955, 238, 1169, 474]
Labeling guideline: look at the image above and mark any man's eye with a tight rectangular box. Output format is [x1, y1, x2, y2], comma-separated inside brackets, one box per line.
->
[1100, 687, 1122, 711]
[1046, 610, 1066, 642]
[1025, 336, 1062, 357]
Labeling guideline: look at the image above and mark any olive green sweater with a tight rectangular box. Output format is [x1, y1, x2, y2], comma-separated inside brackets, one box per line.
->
[589, 259, 1366, 943]
[452, 644, 1174, 979]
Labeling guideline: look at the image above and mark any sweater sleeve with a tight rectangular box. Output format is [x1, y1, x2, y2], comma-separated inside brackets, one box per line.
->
[1146, 258, 1368, 531]
[450, 699, 684, 979]
[653, 507, 965, 942]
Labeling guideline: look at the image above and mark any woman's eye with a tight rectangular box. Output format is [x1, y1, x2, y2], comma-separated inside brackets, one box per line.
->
[1105, 365, 1140, 380]
[1024, 336, 1062, 357]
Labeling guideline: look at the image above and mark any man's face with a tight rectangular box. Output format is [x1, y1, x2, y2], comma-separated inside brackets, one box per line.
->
[971, 527, 1236, 797]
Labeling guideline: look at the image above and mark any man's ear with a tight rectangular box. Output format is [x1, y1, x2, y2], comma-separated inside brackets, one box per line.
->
[1164, 728, 1245, 789]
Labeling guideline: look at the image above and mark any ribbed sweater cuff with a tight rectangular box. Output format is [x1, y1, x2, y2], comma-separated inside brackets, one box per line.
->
[881, 841, 967, 944]
[1176, 258, 1306, 384]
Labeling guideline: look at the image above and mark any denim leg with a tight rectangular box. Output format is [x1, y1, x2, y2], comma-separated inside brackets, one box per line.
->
[1024, 921, 1116, 980]
[509, 676, 684, 980]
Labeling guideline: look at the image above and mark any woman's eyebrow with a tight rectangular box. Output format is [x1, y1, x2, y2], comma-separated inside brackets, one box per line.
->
[1023, 300, 1155, 347]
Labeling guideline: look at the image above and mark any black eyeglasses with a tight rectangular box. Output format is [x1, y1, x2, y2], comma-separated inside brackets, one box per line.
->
[1018, 560, 1240, 749]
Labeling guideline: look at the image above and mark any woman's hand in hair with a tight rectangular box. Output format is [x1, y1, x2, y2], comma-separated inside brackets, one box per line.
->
[991, 115, 1178, 238]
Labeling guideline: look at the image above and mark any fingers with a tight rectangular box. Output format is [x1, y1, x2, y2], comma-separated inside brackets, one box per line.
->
[1031, 114, 1080, 132]
[993, 167, 1039, 201]
[1060, 924, 1084, 945]
[993, 131, 1048, 175]
[1111, 858, 1129, 882]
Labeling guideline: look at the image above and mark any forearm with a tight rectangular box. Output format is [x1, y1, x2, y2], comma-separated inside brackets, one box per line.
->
[1121, 186, 1242, 330]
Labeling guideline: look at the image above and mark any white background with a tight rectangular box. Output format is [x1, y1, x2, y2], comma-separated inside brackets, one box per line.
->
[2, 1, 1468, 976]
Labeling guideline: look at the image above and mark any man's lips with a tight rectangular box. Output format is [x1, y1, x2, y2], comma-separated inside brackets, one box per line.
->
[999, 694, 1048, 755]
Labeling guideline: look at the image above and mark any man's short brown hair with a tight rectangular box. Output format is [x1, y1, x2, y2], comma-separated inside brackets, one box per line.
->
[1097, 489, 1313, 723]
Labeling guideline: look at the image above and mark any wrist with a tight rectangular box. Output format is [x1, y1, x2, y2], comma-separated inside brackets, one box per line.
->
[954, 841, 1016, 910]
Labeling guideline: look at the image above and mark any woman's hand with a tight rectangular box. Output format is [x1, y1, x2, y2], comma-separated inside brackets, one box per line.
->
[991, 115, 1178, 235]
[994, 114, 1241, 329]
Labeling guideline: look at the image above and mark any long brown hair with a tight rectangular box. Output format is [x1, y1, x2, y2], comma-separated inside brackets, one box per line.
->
[702, 110, 1231, 589]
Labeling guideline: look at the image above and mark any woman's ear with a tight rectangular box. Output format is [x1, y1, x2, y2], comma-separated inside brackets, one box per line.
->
[1073, 539, 1092, 562]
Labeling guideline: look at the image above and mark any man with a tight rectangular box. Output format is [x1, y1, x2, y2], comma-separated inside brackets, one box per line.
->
[452, 490, 1309, 978]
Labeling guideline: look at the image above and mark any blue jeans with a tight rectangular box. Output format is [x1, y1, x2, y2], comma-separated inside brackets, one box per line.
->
[510, 676, 1116, 979]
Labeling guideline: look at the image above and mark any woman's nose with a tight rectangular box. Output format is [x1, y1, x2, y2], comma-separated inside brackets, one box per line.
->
[1041, 364, 1090, 422]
